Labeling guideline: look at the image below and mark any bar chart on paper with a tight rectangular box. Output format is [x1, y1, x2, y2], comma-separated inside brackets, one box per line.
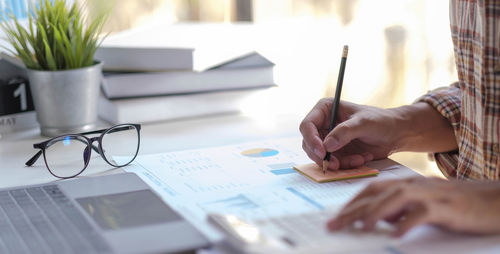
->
[202, 194, 259, 211]
[120, 137, 401, 240]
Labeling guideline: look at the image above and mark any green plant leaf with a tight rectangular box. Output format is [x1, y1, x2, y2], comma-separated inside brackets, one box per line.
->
[0, 0, 109, 70]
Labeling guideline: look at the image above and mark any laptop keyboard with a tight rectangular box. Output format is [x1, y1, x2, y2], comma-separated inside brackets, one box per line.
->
[0, 185, 112, 254]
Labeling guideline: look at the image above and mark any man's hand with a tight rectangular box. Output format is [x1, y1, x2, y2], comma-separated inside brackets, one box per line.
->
[299, 100, 404, 170]
[328, 177, 500, 236]
[299, 99, 457, 170]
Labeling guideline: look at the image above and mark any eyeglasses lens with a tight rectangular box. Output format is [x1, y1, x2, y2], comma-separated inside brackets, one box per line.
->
[44, 135, 89, 178]
[101, 125, 139, 167]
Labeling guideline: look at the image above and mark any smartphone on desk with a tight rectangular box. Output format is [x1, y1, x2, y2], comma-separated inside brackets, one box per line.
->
[207, 209, 396, 254]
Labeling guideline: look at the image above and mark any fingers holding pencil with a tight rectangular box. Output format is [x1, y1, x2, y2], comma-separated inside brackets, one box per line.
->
[322, 45, 348, 174]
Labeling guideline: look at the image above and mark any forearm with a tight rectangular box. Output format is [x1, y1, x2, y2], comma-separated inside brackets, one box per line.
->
[390, 102, 458, 153]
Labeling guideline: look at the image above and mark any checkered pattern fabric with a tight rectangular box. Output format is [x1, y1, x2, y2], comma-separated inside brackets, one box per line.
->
[417, 0, 500, 180]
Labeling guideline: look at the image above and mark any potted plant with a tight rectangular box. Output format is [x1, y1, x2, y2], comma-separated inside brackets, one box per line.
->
[1, 0, 108, 136]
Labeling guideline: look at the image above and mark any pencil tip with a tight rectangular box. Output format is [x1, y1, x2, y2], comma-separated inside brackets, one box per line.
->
[342, 45, 349, 58]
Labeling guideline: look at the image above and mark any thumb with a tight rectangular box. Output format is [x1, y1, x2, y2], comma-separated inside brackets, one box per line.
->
[323, 117, 366, 152]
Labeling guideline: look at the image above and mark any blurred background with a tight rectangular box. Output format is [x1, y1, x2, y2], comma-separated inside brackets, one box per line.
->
[82, 0, 457, 177]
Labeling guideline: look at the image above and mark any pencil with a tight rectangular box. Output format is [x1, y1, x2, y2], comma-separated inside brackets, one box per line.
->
[323, 45, 348, 174]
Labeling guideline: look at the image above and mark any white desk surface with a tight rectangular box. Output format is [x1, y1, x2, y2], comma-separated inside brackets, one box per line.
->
[0, 112, 304, 188]
[2, 113, 500, 254]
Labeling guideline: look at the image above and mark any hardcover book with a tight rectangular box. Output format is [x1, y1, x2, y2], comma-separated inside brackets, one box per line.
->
[100, 52, 275, 99]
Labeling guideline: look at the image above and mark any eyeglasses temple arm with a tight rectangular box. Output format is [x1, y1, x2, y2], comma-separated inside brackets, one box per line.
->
[79, 124, 140, 136]
[79, 128, 107, 135]
[25, 150, 42, 166]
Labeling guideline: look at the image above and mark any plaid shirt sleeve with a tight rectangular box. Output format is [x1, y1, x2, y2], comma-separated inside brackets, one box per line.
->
[415, 82, 461, 178]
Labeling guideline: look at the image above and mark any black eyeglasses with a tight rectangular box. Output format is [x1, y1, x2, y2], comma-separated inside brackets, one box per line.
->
[26, 123, 141, 179]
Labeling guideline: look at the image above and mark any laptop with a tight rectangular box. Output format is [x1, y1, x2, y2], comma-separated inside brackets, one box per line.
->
[0, 172, 209, 254]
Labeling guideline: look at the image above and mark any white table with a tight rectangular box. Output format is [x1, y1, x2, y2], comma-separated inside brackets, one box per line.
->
[2, 113, 500, 254]
[0, 112, 303, 188]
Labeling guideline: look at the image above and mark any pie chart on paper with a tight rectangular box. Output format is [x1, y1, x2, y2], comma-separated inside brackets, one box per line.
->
[241, 148, 279, 158]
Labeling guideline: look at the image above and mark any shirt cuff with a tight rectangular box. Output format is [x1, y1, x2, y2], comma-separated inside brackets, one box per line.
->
[415, 83, 461, 178]
[415, 82, 461, 132]
[433, 152, 459, 178]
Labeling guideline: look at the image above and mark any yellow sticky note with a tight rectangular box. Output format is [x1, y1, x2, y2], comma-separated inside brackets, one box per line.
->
[293, 163, 379, 183]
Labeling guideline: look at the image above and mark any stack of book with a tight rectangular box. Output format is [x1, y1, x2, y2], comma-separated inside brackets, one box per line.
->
[96, 46, 276, 124]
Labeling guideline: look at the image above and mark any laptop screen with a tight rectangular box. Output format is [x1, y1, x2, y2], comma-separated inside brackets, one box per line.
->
[76, 190, 182, 231]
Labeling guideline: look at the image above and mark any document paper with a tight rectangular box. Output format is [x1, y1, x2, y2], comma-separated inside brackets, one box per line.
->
[119, 137, 500, 253]
[119, 137, 403, 241]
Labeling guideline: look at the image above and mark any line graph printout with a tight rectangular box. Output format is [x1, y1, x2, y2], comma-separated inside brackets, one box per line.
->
[120, 137, 402, 241]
